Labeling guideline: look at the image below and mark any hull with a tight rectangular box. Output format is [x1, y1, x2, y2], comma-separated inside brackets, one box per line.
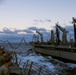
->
[34, 45, 76, 62]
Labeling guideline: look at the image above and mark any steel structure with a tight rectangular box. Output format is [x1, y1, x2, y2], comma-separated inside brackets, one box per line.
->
[56, 22, 68, 45]
[36, 30, 43, 42]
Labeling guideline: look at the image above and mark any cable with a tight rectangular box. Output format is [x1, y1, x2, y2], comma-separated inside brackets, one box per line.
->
[0, 38, 27, 49]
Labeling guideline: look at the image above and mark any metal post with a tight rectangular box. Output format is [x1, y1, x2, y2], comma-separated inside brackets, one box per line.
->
[72, 17, 76, 47]
[38, 67, 42, 75]
[14, 52, 18, 65]
[23, 60, 29, 75]
[74, 23, 76, 47]
[27, 61, 33, 75]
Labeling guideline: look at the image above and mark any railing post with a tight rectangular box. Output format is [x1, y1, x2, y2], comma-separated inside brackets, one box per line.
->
[38, 67, 42, 75]
[18, 59, 21, 66]
[27, 61, 33, 75]
[23, 60, 29, 75]
[14, 52, 18, 65]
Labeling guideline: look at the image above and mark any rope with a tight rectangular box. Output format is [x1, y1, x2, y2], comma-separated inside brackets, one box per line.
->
[0, 38, 27, 49]
[0, 40, 8, 43]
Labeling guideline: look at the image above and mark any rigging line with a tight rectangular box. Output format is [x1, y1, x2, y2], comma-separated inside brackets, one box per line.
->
[7, 38, 26, 49]
[22, 38, 28, 45]
[0, 40, 8, 43]
[0, 38, 27, 49]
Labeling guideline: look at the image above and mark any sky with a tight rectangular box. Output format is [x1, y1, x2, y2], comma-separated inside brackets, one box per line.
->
[0, 0, 76, 42]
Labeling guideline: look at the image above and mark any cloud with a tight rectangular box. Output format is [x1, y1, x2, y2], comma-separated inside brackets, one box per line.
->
[33, 19, 44, 23]
[15, 29, 33, 34]
[23, 29, 33, 33]
[37, 28, 47, 32]
[65, 25, 74, 39]
[0, 33, 33, 43]
[28, 26, 47, 32]
[65, 25, 74, 32]
[0, 27, 34, 43]
[2, 27, 17, 34]
[0, 26, 51, 42]
[31, 23, 38, 25]
[33, 19, 51, 23]
[0, 27, 33, 34]
[1, 25, 74, 43]
[28, 27, 38, 30]
[45, 19, 51, 22]
[0, 27, 37, 42]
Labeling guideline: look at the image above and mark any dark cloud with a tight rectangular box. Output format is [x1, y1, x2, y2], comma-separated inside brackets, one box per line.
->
[0, 27, 33, 34]
[37, 28, 47, 32]
[33, 19, 51, 23]
[0, 26, 51, 42]
[0, 28, 33, 42]
[23, 29, 33, 33]
[2, 27, 17, 34]
[14, 29, 33, 33]
[0, 27, 35, 42]
[28, 26, 47, 33]
[0, 33, 33, 43]
[65, 25, 74, 32]
[32, 23, 38, 25]
[28, 27, 38, 30]
[34, 19, 44, 23]
[45, 19, 51, 22]
[14, 29, 22, 33]
[28, 27, 50, 41]
[1, 25, 74, 42]
[65, 25, 74, 40]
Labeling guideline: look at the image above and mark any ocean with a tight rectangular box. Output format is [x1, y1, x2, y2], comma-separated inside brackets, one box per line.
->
[0, 43, 76, 75]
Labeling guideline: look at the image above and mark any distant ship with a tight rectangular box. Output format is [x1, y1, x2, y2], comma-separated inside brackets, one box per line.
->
[31, 17, 76, 63]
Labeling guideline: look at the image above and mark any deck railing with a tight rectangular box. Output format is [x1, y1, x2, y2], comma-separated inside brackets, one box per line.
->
[22, 60, 54, 75]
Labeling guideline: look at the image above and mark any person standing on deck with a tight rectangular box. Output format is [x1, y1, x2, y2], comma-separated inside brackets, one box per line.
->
[0, 51, 7, 67]
[0, 45, 5, 56]
[0, 57, 12, 75]
[0, 49, 3, 56]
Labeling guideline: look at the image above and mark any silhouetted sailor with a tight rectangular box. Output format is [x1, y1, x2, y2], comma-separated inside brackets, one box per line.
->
[0, 57, 12, 75]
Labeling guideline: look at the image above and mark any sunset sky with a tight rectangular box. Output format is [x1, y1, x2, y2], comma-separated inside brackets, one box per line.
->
[0, 0, 76, 42]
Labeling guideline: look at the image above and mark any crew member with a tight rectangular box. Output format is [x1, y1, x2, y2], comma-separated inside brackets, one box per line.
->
[0, 51, 7, 67]
[0, 57, 12, 75]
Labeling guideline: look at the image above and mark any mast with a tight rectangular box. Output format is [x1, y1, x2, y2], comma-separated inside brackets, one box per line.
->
[51, 30, 54, 44]
[36, 30, 43, 43]
[56, 25, 60, 45]
[56, 22, 68, 45]
[72, 17, 76, 47]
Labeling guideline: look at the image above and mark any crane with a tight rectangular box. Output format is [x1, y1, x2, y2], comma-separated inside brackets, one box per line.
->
[36, 30, 43, 42]
[32, 34, 37, 42]
[50, 30, 54, 44]
[56, 25, 60, 45]
[56, 22, 68, 45]
[72, 17, 76, 46]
